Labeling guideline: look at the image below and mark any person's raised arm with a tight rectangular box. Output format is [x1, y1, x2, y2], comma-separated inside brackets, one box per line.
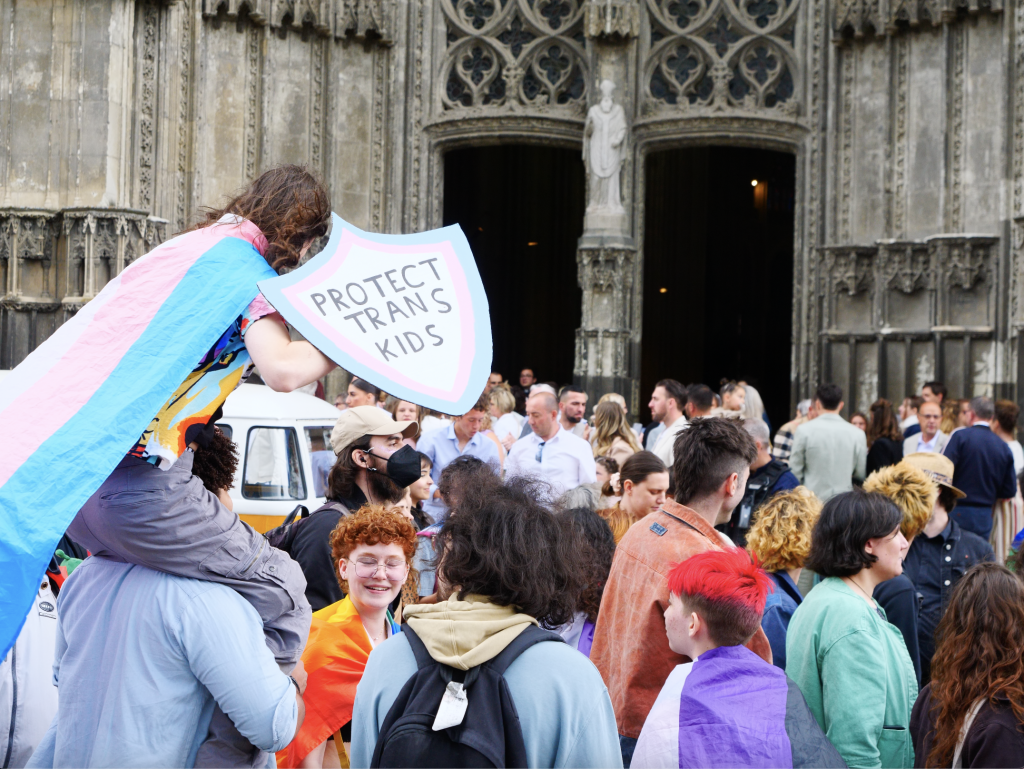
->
[244, 314, 336, 393]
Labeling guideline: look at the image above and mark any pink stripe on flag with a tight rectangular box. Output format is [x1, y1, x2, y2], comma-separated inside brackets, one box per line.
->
[0, 223, 258, 488]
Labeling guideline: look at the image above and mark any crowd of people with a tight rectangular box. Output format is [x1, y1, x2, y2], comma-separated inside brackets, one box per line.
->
[5, 167, 1024, 769]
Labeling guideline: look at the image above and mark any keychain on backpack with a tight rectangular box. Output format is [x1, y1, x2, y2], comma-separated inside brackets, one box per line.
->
[432, 681, 469, 731]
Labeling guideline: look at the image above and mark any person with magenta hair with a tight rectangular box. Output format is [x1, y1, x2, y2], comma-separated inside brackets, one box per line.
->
[633, 548, 843, 768]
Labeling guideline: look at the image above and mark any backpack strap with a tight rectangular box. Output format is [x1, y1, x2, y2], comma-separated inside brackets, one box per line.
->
[485, 624, 564, 677]
[400, 624, 439, 671]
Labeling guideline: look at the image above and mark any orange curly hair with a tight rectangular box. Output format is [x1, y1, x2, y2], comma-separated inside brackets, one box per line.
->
[745, 486, 822, 572]
[329, 504, 418, 595]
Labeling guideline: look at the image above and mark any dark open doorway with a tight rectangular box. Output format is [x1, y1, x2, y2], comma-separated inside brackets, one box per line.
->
[443, 145, 585, 389]
[641, 146, 795, 431]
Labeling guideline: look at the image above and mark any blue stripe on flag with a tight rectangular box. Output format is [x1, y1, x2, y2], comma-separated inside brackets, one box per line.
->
[0, 236, 275, 657]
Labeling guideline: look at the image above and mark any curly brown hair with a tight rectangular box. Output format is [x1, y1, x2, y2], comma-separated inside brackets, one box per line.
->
[562, 507, 616, 622]
[192, 165, 330, 273]
[329, 504, 418, 595]
[926, 563, 1024, 767]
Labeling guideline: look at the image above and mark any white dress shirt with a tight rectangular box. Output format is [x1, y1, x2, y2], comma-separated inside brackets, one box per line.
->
[652, 415, 689, 467]
[505, 425, 597, 500]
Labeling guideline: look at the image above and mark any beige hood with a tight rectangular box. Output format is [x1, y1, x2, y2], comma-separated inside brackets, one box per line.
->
[403, 594, 538, 670]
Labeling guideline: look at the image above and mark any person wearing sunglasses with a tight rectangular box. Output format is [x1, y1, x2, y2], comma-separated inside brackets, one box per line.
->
[277, 505, 417, 768]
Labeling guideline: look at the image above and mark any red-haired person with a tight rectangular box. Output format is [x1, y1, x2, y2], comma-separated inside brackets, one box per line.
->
[633, 549, 842, 769]
[277, 506, 418, 768]
[910, 563, 1024, 767]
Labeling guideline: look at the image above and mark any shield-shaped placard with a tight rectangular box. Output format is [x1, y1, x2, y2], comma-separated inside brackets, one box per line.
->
[258, 213, 492, 415]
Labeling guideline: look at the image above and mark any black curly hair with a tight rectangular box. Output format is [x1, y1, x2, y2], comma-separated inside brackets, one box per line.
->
[434, 476, 589, 626]
[562, 507, 616, 623]
[190, 428, 238, 493]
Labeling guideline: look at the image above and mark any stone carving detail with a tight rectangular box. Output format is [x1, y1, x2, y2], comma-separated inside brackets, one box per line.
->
[584, 80, 627, 217]
[245, 23, 262, 181]
[878, 241, 931, 293]
[832, 0, 1003, 38]
[62, 211, 169, 300]
[643, 0, 800, 115]
[440, 0, 589, 112]
[838, 45, 854, 243]
[138, 2, 160, 211]
[201, 0, 391, 39]
[370, 47, 388, 231]
[823, 245, 875, 296]
[178, 0, 194, 231]
[575, 246, 635, 380]
[310, 37, 326, 173]
[933, 236, 993, 291]
[947, 23, 965, 232]
[0, 210, 166, 305]
[891, 35, 908, 237]
[584, 0, 641, 37]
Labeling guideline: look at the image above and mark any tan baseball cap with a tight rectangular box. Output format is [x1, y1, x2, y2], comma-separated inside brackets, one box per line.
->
[330, 405, 417, 455]
[901, 452, 967, 498]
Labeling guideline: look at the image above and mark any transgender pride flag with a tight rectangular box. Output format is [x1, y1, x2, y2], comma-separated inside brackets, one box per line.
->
[632, 645, 845, 768]
[0, 219, 275, 657]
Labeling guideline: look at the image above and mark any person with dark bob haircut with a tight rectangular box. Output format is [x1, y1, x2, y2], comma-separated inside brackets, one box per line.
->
[349, 477, 623, 768]
[787, 489, 918, 768]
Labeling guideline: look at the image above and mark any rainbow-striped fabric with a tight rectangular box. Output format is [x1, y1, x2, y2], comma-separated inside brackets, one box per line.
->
[0, 218, 276, 657]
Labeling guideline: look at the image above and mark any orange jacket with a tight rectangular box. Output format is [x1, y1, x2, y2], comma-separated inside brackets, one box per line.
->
[590, 500, 773, 738]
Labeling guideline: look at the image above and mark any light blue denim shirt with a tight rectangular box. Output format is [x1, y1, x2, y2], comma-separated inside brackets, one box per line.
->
[27, 558, 298, 769]
[416, 424, 501, 521]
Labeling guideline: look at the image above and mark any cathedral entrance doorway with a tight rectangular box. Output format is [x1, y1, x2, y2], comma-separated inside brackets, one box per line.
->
[443, 144, 586, 390]
[641, 146, 796, 430]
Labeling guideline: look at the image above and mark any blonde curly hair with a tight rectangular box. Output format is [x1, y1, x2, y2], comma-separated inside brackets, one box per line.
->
[863, 461, 937, 540]
[746, 487, 822, 573]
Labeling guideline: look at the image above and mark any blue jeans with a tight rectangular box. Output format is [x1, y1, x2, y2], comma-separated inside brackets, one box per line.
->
[619, 735, 638, 768]
[951, 503, 994, 541]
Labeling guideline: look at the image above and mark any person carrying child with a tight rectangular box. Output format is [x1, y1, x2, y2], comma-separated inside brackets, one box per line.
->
[633, 548, 845, 769]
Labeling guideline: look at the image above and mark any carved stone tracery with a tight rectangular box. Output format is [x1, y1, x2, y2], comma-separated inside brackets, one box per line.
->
[642, 0, 801, 115]
[832, 0, 1002, 38]
[440, 0, 589, 112]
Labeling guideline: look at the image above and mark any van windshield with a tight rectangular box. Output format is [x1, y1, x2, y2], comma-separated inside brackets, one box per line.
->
[243, 427, 306, 500]
[305, 426, 334, 498]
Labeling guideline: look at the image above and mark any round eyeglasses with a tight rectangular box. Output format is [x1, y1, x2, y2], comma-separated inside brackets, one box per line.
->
[351, 557, 408, 581]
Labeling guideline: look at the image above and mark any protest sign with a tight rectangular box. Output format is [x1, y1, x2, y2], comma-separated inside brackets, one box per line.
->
[258, 214, 492, 416]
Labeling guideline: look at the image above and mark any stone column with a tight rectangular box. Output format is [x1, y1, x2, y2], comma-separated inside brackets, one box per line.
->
[575, 0, 641, 412]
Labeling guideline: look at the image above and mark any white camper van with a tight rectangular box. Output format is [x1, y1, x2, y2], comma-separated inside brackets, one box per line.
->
[218, 383, 340, 533]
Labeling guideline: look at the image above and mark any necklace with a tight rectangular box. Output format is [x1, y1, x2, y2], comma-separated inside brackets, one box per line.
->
[844, 575, 874, 603]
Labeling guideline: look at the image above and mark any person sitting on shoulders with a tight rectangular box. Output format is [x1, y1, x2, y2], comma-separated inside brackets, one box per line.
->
[744, 486, 822, 670]
[633, 548, 843, 769]
[277, 506, 417, 768]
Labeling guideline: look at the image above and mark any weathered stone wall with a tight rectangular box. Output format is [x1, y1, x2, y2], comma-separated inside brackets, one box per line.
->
[3, 0, 1022, 414]
[819, 1, 1015, 414]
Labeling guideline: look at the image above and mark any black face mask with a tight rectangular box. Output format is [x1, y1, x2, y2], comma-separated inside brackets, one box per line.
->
[365, 444, 422, 488]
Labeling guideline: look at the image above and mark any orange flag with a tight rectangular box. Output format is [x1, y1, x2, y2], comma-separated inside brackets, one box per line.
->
[277, 597, 372, 767]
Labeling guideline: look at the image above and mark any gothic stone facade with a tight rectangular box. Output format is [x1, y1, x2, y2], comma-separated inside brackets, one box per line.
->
[0, 0, 1019, 414]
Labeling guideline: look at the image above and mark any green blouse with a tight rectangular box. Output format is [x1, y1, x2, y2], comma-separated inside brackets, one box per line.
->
[786, 576, 918, 768]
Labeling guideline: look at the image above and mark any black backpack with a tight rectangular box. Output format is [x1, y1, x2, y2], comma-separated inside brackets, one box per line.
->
[264, 500, 350, 553]
[370, 623, 564, 768]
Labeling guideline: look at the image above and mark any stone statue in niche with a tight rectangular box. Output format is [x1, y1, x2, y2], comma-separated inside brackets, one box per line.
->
[583, 79, 627, 228]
